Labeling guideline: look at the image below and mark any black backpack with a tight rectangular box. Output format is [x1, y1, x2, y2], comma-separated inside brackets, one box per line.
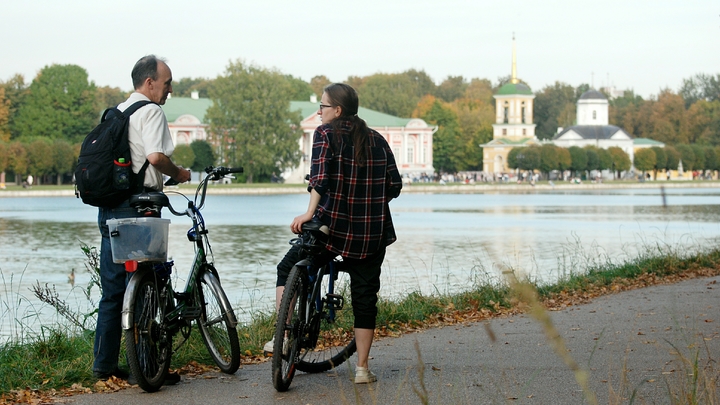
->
[75, 100, 153, 207]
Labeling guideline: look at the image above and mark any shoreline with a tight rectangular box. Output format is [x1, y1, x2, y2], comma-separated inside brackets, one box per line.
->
[1, 180, 719, 198]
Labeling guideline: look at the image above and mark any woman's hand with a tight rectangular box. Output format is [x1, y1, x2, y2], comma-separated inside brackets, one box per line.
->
[290, 212, 314, 234]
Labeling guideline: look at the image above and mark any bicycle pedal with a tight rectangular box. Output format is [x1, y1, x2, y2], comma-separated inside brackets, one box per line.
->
[324, 293, 344, 310]
[181, 306, 202, 320]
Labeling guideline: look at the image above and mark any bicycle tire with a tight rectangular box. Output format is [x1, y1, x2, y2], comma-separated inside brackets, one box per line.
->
[196, 266, 241, 374]
[295, 266, 356, 373]
[272, 265, 306, 392]
[124, 268, 172, 392]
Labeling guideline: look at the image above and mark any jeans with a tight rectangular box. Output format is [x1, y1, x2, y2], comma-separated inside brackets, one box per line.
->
[93, 200, 141, 373]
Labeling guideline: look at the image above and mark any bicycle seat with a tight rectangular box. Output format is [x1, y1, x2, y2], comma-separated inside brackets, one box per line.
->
[129, 192, 169, 216]
[302, 220, 329, 235]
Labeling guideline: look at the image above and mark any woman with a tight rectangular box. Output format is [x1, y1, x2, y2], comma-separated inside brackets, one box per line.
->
[266, 83, 402, 383]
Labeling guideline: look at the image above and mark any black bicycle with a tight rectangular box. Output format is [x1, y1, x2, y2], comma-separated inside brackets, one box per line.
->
[119, 166, 243, 392]
[272, 221, 357, 392]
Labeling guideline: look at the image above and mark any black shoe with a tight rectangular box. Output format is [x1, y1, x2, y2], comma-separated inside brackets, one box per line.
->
[93, 368, 130, 380]
[127, 371, 180, 386]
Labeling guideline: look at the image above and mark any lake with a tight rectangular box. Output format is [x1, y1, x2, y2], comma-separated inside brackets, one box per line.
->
[2, 185, 720, 341]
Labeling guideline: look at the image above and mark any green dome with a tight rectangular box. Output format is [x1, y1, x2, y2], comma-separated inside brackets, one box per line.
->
[497, 82, 533, 95]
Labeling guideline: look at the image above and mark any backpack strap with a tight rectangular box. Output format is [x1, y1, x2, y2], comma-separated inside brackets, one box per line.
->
[133, 159, 152, 193]
[122, 100, 155, 117]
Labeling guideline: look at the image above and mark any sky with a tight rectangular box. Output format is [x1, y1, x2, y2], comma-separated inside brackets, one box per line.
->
[2, 0, 718, 100]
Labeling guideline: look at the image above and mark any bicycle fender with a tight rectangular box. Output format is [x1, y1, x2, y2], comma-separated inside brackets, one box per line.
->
[202, 272, 238, 328]
[121, 268, 152, 330]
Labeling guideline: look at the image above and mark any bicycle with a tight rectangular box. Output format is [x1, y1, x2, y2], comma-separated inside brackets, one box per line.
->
[117, 166, 243, 392]
[272, 220, 357, 392]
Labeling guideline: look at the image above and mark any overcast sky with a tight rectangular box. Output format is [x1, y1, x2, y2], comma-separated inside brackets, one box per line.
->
[2, 0, 718, 100]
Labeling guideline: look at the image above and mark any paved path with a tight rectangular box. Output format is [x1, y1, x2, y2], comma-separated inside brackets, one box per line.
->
[66, 275, 720, 405]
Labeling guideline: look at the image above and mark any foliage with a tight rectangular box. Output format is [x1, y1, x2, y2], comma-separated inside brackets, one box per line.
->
[189, 140, 216, 174]
[0, 87, 10, 141]
[94, 86, 128, 116]
[13, 64, 97, 143]
[664, 145, 680, 171]
[420, 99, 462, 173]
[568, 146, 588, 174]
[356, 72, 422, 118]
[679, 73, 720, 107]
[172, 77, 212, 98]
[25, 138, 54, 183]
[538, 144, 559, 176]
[650, 146, 667, 179]
[0, 142, 7, 173]
[7, 141, 27, 177]
[634, 148, 656, 173]
[172, 144, 195, 169]
[206, 60, 302, 183]
[675, 144, 695, 171]
[1, 74, 28, 138]
[556, 147, 572, 172]
[690, 144, 706, 170]
[608, 146, 631, 177]
[283, 74, 314, 101]
[516, 146, 541, 171]
[533, 81, 578, 140]
[52, 139, 75, 185]
[309, 75, 331, 98]
[436, 75, 468, 103]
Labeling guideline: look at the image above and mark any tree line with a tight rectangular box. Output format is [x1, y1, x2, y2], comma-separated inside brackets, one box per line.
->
[507, 143, 720, 181]
[1, 60, 718, 184]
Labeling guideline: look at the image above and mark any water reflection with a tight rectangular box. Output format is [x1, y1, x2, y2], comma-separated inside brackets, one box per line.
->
[2, 188, 720, 339]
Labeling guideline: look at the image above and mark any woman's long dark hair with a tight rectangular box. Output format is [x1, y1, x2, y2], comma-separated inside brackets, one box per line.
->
[324, 83, 369, 166]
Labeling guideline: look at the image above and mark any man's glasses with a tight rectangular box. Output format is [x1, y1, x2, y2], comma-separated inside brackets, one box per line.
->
[319, 104, 333, 110]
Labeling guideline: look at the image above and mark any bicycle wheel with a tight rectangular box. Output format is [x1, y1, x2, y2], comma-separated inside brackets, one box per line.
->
[124, 268, 172, 392]
[196, 266, 240, 374]
[272, 265, 306, 392]
[296, 267, 356, 373]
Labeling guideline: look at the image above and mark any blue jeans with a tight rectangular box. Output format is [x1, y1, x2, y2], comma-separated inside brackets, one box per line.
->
[93, 200, 141, 373]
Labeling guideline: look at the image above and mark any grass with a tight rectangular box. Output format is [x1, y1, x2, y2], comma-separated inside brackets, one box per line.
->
[1, 243, 720, 403]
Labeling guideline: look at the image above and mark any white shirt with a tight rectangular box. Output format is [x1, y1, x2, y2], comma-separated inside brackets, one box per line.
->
[117, 92, 175, 190]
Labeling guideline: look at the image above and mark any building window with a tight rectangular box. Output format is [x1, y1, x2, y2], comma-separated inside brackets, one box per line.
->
[593, 110, 597, 120]
[502, 128, 507, 135]
[503, 101, 509, 124]
[521, 102, 526, 124]
[407, 146, 414, 163]
[522, 128, 526, 135]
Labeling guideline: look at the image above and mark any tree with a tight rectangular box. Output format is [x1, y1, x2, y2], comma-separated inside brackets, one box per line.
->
[206, 60, 302, 183]
[705, 147, 718, 176]
[94, 86, 128, 115]
[26, 138, 54, 184]
[568, 146, 588, 177]
[679, 73, 720, 107]
[7, 141, 27, 183]
[507, 147, 521, 170]
[685, 100, 720, 145]
[597, 148, 613, 172]
[173, 77, 212, 98]
[402, 69, 437, 99]
[608, 146, 630, 179]
[675, 144, 696, 171]
[14, 64, 97, 143]
[310, 75, 332, 98]
[634, 148, 656, 176]
[284, 74, 314, 101]
[190, 140, 216, 179]
[517, 146, 541, 173]
[0, 142, 8, 177]
[436, 76, 468, 103]
[356, 73, 420, 117]
[52, 138, 75, 185]
[173, 144, 195, 171]
[609, 90, 645, 138]
[450, 97, 494, 170]
[556, 147, 572, 175]
[690, 144, 706, 172]
[650, 146, 667, 180]
[664, 145, 680, 172]
[533, 82, 576, 140]
[1, 74, 28, 138]
[0, 87, 9, 141]
[646, 90, 688, 144]
[422, 99, 462, 173]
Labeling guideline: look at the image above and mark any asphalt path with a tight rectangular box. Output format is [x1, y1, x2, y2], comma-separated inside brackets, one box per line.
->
[66, 275, 720, 405]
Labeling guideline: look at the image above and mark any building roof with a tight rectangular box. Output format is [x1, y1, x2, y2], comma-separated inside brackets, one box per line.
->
[289, 101, 412, 127]
[579, 89, 607, 100]
[163, 97, 213, 123]
[553, 125, 627, 140]
[481, 137, 538, 147]
[496, 82, 533, 95]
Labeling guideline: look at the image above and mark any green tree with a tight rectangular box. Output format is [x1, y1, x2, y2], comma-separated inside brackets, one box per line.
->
[0, 87, 9, 141]
[517, 146, 541, 173]
[403, 69, 437, 99]
[650, 146, 667, 180]
[690, 144, 706, 172]
[557, 147, 572, 175]
[685, 100, 720, 145]
[14, 64, 97, 143]
[173, 144, 195, 171]
[705, 147, 718, 176]
[450, 97, 493, 170]
[310, 75, 332, 98]
[173, 77, 212, 98]
[538, 144, 559, 178]
[608, 146, 631, 179]
[436, 76, 468, 103]
[357, 73, 419, 117]
[94, 86, 128, 115]
[533, 82, 576, 140]
[568, 146, 588, 177]
[422, 100, 462, 173]
[0, 142, 8, 179]
[597, 148, 613, 172]
[664, 145, 680, 172]
[52, 138, 75, 185]
[507, 147, 521, 170]
[675, 144, 696, 171]
[634, 148, 656, 176]
[284, 74, 314, 101]
[207, 60, 302, 183]
[190, 140, 216, 179]
[609, 90, 646, 138]
[26, 138, 54, 184]
[679, 73, 720, 107]
[585, 147, 599, 172]
[8, 141, 27, 183]
[1, 74, 28, 138]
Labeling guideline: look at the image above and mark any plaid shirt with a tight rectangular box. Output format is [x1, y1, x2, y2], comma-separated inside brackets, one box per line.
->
[308, 121, 402, 259]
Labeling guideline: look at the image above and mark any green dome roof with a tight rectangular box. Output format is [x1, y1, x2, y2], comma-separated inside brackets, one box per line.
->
[497, 82, 533, 95]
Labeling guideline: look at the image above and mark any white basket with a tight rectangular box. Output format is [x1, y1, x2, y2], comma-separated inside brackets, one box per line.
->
[107, 217, 170, 263]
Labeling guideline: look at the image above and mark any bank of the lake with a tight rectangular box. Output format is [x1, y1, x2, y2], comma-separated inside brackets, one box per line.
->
[2, 179, 720, 198]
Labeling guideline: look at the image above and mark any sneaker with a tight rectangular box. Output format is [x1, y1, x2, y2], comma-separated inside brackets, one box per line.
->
[264, 337, 289, 356]
[93, 368, 130, 380]
[354, 366, 377, 384]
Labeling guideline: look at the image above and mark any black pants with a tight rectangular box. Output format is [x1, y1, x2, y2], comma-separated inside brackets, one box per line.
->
[275, 246, 386, 330]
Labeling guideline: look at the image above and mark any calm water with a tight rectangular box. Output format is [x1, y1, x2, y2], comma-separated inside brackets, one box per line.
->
[2, 187, 720, 340]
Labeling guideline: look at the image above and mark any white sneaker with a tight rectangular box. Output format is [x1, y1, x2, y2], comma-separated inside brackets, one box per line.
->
[263, 338, 275, 354]
[354, 366, 377, 384]
[263, 337, 289, 355]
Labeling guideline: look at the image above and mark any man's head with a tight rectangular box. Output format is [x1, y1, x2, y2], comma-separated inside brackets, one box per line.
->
[131, 55, 173, 105]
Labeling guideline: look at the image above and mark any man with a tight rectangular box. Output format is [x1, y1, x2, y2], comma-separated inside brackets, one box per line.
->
[93, 55, 191, 384]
